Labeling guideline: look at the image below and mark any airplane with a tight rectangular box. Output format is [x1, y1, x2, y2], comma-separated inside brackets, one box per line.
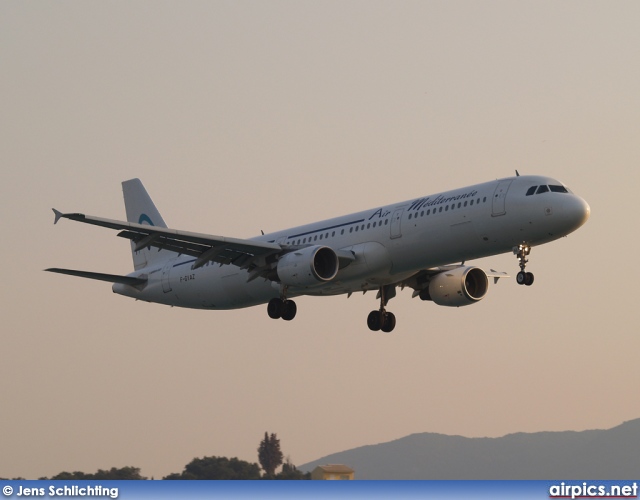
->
[46, 173, 590, 332]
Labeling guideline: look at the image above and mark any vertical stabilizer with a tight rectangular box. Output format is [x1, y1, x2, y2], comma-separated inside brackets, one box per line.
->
[122, 179, 172, 270]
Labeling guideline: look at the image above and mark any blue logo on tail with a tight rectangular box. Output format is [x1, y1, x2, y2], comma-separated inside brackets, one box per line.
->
[139, 214, 154, 226]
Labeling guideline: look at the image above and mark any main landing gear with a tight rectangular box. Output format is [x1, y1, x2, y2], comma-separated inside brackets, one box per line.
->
[267, 287, 297, 321]
[367, 285, 396, 333]
[267, 297, 297, 321]
[514, 243, 535, 286]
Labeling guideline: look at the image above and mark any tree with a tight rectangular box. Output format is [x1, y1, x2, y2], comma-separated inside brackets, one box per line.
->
[92, 467, 146, 480]
[48, 467, 146, 480]
[276, 457, 310, 480]
[257, 432, 283, 478]
[162, 456, 260, 480]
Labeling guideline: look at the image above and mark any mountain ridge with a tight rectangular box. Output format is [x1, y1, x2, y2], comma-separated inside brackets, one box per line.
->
[299, 418, 640, 479]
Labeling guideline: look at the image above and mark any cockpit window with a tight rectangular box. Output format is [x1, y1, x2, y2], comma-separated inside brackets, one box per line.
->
[536, 185, 549, 194]
[526, 186, 537, 196]
[549, 185, 569, 193]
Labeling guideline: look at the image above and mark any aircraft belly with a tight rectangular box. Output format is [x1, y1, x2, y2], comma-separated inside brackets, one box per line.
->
[173, 267, 277, 310]
[217, 271, 277, 309]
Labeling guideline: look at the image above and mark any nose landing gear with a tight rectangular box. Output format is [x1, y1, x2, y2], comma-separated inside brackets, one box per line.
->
[514, 243, 534, 286]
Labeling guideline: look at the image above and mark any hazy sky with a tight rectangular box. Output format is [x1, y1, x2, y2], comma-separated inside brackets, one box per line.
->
[2, 1, 639, 479]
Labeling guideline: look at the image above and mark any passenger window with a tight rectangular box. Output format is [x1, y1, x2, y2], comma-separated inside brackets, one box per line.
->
[549, 185, 568, 193]
[408, 214, 412, 220]
[526, 186, 537, 196]
[420, 211, 424, 217]
[470, 199, 474, 206]
[536, 185, 549, 194]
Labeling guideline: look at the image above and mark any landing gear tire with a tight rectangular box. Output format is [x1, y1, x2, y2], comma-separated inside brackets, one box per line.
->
[268, 298, 297, 321]
[516, 270, 534, 286]
[281, 300, 297, 321]
[267, 298, 283, 319]
[367, 311, 382, 331]
[381, 312, 396, 333]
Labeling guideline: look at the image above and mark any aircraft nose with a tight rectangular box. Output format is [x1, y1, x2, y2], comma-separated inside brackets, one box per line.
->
[562, 195, 590, 231]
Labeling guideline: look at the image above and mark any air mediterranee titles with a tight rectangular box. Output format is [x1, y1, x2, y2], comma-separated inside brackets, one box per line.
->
[407, 189, 479, 212]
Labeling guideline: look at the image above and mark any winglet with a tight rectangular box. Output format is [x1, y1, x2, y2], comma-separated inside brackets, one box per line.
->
[52, 209, 63, 225]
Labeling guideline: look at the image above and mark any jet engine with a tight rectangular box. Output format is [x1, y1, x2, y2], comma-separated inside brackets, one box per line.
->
[422, 266, 489, 307]
[277, 245, 339, 287]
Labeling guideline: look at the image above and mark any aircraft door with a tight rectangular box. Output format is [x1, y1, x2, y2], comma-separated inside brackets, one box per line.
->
[390, 208, 404, 239]
[492, 180, 513, 216]
[161, 261, 173, 293]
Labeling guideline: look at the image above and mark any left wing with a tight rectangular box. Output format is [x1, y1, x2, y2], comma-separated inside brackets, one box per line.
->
[52, 209, 282, 271]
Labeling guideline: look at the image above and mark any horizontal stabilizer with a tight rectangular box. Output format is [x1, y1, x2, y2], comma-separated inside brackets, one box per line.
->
[45, 268, 147, 286]
[52, 208, 63, 224]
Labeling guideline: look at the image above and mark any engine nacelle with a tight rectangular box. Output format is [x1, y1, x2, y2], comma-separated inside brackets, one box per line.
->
[277, 245, 339, 287]
[426, 266, 489, 307]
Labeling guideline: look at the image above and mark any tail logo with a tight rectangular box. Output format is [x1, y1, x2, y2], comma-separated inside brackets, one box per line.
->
[139, 214, 155, 226]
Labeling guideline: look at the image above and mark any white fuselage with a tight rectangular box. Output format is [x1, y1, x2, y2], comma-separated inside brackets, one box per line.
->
[112, 175, 590, 310]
